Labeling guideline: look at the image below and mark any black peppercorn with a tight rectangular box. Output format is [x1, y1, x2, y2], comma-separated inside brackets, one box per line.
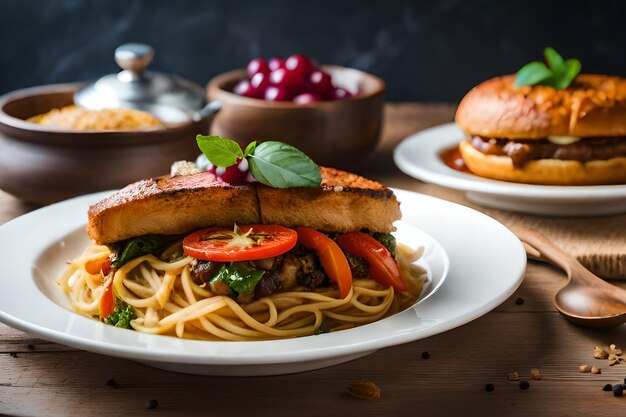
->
[146, 400, 158, 410]
[421, 351, 430, 359]
[518, 380, 530, 390]
[603, 384, 613, 391]
[515, 297, 524, 305]
[105, 379, 117, 388]
[613, 384, 623, 397]
[485, 383, 495, 392]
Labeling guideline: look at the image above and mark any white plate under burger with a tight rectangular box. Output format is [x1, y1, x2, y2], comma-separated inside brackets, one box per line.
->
[0, 189, 525, 376]
[394, 123, 626, 216]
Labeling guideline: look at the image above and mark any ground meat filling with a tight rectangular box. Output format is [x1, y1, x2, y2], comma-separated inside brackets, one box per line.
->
[470, 136, 626, 168]
[190, 244, 334, 300]
[189, 243, 373, 300]
[190, 260, 223, 284]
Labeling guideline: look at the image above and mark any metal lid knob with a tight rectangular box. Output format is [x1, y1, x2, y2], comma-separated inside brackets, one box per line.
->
[74, 43, 209, 124]
[114, 43, 154, 76]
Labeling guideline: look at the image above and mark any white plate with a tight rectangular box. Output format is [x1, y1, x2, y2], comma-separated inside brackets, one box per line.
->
[394, 123, 626, 216]
[0, 189, 525, 376]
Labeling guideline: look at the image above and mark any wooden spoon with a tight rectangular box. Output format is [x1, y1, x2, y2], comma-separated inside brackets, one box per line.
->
[516, 228, 626, 329]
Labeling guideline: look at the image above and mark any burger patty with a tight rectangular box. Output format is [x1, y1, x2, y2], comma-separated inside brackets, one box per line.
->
[470, 136, 626, 169]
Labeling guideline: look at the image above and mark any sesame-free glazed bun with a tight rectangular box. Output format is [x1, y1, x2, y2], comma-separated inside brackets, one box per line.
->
[459, 140, 626, 185]
[455, 74, 626, 139]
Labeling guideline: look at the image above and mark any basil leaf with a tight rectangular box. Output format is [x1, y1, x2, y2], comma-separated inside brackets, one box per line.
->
[212, 263, 265, 295]
[515, 48, 580, 90]
[196, 135, 243, 167]
[248, 141, 322, 188]
[553, 59, 582, 90]
[112, 235, 179, 268]
[544, 47, 565, 75]
[243, 141, 257, 158]
[514, 61, 552, 87]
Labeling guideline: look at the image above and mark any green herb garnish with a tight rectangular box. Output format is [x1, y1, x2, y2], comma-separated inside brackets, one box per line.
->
[197, 135, 244, 167]
[514, 47, 581, 90]
[196, 135, 322, 188]
[104, 301, 136, 329]
[248, 141, 322, 188]
[112, 235, 180, 268]
[211, 262, 266, 295]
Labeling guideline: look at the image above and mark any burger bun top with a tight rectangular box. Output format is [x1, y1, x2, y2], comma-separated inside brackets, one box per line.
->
[455, 74, 626, 139]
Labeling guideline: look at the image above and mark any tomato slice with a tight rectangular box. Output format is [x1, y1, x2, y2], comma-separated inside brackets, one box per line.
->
[100, 271, 116, 319]
[86, 257, 111, 276]
[183, 224, 298, 262]
[295, 227, 352, 299]
[335, 232, 407, 293]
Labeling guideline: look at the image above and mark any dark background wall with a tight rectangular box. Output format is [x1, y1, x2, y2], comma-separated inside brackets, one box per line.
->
[1, 0, 624, 102]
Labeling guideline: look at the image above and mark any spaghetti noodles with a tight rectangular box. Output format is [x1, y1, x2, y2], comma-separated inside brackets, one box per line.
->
[58, 240, 427, 341]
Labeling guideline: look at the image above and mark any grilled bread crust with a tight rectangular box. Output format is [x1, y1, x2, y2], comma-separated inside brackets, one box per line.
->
[455, 74, 626, 139]
[87, 167, 401, 244]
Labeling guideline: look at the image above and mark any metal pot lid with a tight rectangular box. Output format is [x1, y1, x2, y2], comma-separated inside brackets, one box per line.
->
[74, 43, 206, 123]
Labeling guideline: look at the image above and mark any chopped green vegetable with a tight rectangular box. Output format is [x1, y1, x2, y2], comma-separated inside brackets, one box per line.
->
[211, 262, 266, 295]
[514, 47, 581, 90]
[104, 301, 136, 329]
[112, 235, 180, 268]
[372, 232, 397, 258]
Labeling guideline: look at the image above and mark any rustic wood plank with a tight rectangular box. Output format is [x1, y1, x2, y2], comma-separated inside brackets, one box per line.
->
[1, 306, 625, 416]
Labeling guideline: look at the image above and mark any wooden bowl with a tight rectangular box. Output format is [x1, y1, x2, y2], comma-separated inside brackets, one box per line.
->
[0, 83, 211, 205]
[207, 66, 385, 169]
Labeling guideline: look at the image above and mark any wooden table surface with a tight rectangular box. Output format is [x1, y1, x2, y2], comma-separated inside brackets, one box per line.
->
[2, 103, 626, 417]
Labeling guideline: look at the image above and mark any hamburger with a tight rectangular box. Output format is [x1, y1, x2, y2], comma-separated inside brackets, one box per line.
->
[455, 60, 626, 185]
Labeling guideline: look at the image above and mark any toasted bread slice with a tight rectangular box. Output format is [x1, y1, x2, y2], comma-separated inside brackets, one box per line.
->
[258, 167, 400, 233]
[87, 167, 401, 244]
[87, 173, 260, 244]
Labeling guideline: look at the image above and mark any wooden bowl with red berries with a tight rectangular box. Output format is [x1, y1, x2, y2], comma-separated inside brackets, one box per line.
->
[207, 55, 385, 169]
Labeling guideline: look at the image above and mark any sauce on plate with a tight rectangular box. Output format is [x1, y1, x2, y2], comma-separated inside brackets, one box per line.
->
[440, 144, 470, 173]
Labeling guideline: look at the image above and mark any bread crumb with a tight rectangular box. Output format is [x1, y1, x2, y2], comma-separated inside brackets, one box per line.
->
[594, 346, 609, 359]
[507, 371, 520, 381]
[346, 380, 381, 400]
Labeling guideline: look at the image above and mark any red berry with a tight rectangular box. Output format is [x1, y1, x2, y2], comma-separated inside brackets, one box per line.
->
[309, 70, 333, 95]
[268, 57, 285, 71]
[233, 79, 258, 98]
[264, 86, 291, 101]
[293, 93, 321, 104]
[207, 158, 249, 185]
[327, 87, 353, 101]
[250, 72, 269, 91]
[285, 54, 314, 78]
[269, 68, 304, 91]
[247, 58, 269, 78]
